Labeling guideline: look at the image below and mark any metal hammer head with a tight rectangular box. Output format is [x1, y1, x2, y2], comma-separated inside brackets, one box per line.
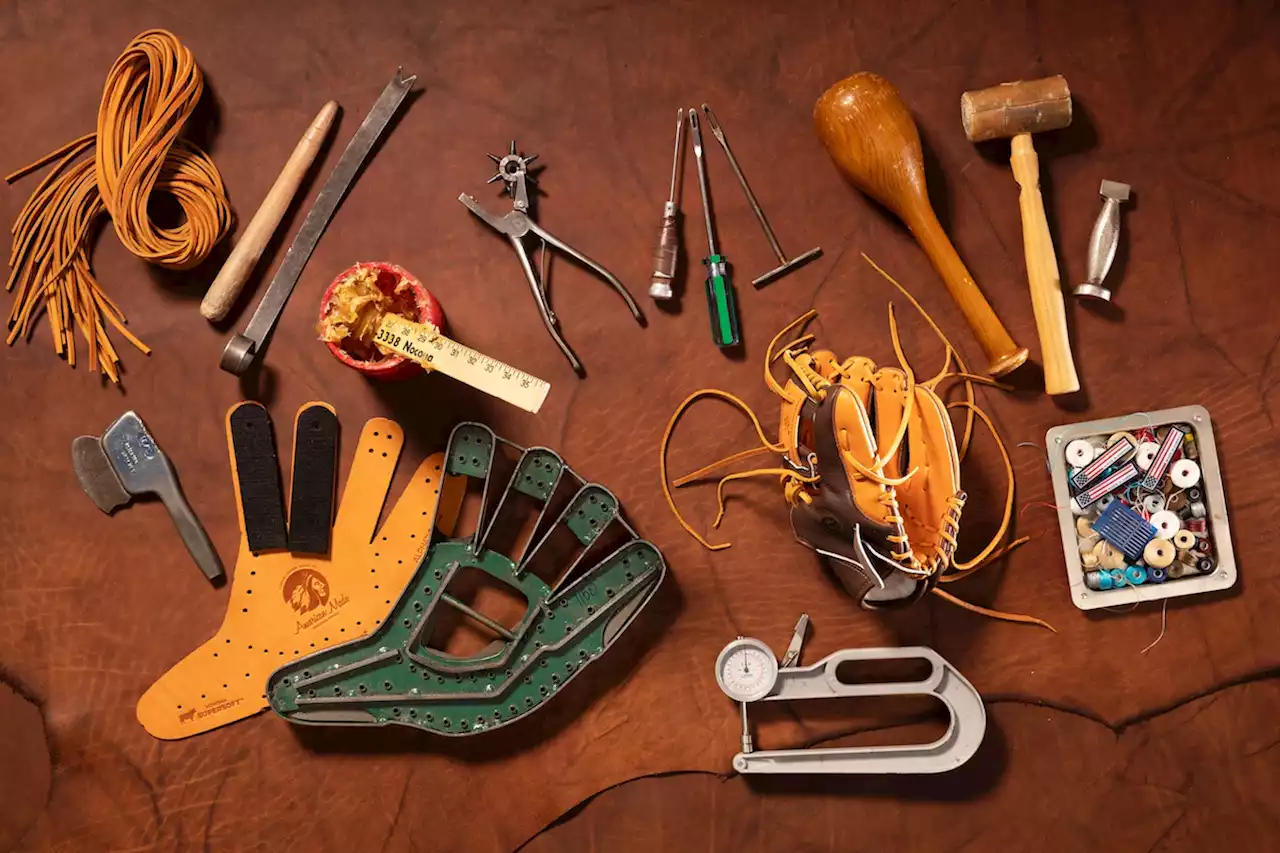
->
[961, 75, 1072, 142]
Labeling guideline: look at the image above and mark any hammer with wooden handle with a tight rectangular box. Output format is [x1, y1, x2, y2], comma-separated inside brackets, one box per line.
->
[200, 101, 339, 322]
[961, 76, 1079, 395]
[814, 73, 1028, 378]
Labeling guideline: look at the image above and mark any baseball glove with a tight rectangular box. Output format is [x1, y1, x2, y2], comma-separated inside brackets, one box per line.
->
[661, 256, 1050, 629]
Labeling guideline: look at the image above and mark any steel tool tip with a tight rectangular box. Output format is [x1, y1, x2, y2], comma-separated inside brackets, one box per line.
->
[1100, 179, 1131, 202]
[700, 104, 724, 137]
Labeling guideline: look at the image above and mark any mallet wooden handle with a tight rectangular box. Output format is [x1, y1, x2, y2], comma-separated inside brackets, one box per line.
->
[1010, 135, 1078, 394]
[906, 200, 1030, 378]
[200, 101, 339, 321]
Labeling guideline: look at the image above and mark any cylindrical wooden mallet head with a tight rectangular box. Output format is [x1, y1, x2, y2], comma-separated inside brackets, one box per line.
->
[961, 75, 1072, 141]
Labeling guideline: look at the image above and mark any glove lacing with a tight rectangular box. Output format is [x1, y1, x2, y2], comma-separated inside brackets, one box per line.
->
[659, 255, 1052, 630]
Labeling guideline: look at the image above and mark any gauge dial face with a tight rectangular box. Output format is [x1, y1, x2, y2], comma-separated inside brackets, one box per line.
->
[715, 638, 778, 702]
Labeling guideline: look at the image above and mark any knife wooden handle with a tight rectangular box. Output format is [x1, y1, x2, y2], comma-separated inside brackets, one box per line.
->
[200, 101, 339, 321]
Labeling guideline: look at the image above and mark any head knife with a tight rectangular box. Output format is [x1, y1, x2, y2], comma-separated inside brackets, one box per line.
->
[73, 412, 225, 584]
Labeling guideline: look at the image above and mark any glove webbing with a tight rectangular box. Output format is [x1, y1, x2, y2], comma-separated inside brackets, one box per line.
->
[660, 255, 1053, 631]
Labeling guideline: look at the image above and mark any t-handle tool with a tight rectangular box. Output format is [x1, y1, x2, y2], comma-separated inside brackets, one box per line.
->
[649, 109, 686, 300]
[688, 109, 741, 348]
[459, 142, 643, 374]
[700, 105, 823, 288]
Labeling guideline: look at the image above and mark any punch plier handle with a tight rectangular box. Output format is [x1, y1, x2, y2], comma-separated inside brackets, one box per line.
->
[459, 144, 642, 374]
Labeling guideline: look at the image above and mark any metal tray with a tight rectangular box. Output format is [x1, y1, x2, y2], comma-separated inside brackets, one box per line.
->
[1046, 405, 1236, 611]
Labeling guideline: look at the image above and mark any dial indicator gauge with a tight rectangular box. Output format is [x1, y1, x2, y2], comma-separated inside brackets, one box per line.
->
[715, 637, 778, 702]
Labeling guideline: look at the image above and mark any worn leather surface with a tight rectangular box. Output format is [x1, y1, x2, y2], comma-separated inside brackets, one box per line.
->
[526, 680, 1280, 852]
[0, 682, 49, 852]
[2, 0, 1279, 850]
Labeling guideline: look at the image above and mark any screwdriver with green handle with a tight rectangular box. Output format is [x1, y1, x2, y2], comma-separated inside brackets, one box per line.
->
[688, 108, 741, 348]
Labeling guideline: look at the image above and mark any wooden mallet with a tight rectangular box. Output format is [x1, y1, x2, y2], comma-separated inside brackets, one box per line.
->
[814, 73, 1028, 378]
[961, 76, 1079, 395]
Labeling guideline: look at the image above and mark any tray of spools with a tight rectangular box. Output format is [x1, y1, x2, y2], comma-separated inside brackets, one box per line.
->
[1046, 406, 1236, 610]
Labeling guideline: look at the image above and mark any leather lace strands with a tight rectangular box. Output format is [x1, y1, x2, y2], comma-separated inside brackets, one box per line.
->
[5, 29, 232, 382]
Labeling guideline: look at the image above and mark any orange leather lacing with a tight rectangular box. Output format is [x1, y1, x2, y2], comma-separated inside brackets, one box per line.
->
[660, 254, 1053, 630]
[5, 30, 232, 382]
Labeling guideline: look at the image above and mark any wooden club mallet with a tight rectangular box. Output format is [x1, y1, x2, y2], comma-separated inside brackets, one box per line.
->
[814, 72, 1029, 378]
[962, 75, 1079, 395]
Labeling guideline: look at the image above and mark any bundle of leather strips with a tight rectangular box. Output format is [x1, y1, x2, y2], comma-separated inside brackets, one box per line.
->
[5, 29, 232, 382]
[661, 255, 1053, 630]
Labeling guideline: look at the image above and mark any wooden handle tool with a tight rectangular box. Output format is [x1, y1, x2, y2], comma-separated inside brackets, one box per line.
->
[200, 101, 338, 321]
[814, 73, 1028, 378]
[962, 76, 1078, 395]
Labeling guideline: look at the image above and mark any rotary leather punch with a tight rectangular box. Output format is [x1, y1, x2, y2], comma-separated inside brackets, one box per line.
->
[459, 142, 643, 373]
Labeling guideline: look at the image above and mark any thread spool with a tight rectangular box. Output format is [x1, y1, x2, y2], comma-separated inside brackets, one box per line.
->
[1147, 566, 1168, 584]
[1078, 536, 1098, 556]
[1136, 441, 1160, 471]
[1196, 556, 1215, 574]
[1098, 494, 1116, 512]
[1189, 501, 1207, 519]
[1124, 565, 1147, 586]
[1172, 529, 1196, 550]
[1142, 494, 1166, 514]
[1187, 487, 1203, 503]
[1094, 540, 1126, 570]
[1184, 518, 1208, 536]
[1168, 561, 1197, 579]
[1143, 538, 1175, 569]
[1066, 439, 1096, 467]
[1194, 537, 1212, 555]
[1076, 517, 1097, 539]
[1181, 431, 1199, 459]
[1108, 432, 1138, 458]
[1166, 491, 1188, 513]
[1150, 510, 1181, 539]
[1170, 459, 1201, 489]
[1085, 568, 1129, 590]
[1081, 551, 1100, 568]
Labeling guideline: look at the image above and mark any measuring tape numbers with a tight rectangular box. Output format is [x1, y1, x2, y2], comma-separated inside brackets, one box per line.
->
[375, 315, 551, 414]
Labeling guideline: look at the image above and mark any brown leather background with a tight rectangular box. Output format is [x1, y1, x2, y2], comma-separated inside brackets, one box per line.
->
[3, 0, 1279, 850]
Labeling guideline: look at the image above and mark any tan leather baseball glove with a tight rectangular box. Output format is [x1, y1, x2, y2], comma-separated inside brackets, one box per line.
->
[662, 257, 1051, 629]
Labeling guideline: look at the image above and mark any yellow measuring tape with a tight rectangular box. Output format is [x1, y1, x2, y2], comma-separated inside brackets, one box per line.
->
[375, 315, 551, 414]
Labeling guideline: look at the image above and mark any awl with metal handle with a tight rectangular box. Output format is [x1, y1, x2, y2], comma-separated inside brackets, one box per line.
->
[649, 109, 686, 300]
[700, 105, 822, 289]
[688, 109, 741, 348]
[220, 69, 416, 375]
